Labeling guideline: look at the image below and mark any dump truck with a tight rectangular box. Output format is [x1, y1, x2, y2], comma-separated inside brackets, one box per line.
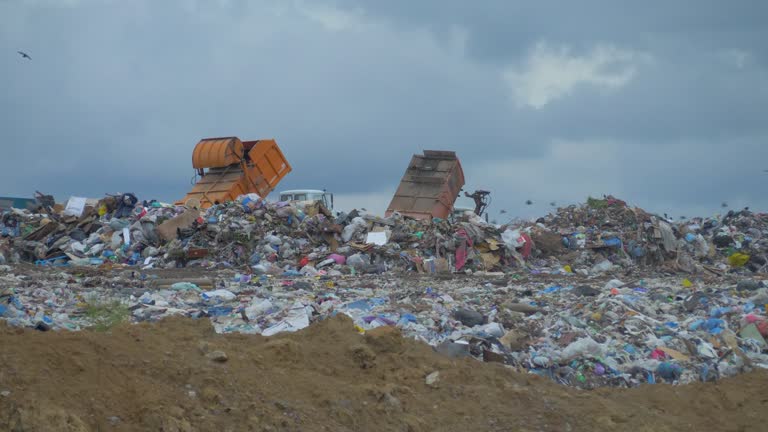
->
[178, 137, 291, 209]
[385, 150, 465, 220]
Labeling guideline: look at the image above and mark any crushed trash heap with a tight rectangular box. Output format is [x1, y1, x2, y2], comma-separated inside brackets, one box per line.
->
[2, 194, 768, 389]
[2, 193, 767, 276]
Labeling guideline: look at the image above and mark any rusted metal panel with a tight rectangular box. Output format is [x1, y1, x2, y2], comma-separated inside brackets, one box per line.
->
[178, 168, 248, 208]
[385, 150, 465, 220]
[191, 137, 244, 169]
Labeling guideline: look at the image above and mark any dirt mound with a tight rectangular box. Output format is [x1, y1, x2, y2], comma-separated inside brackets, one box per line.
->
[1, 316, 766, 432]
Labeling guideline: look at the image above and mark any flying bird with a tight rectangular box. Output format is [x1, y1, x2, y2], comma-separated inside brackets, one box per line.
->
[17, 51, 31, 60]
[525, 200, 533, 206]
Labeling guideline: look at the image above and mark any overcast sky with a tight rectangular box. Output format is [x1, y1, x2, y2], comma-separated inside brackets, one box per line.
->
[2, 0, 767, 221]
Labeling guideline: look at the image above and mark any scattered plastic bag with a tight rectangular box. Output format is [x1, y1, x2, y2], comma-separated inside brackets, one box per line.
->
[201, 289, 236, 302]
[342, 217, 367, 242]
[245, 299, 273, 320]
[591, 260, 614, 274]
[560, 338, 605, 361]
[171, 282, 200, 291]
[501, 229, 525, 250]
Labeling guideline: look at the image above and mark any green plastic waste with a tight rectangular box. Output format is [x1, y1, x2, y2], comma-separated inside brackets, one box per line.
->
[171, 282, 201, 291]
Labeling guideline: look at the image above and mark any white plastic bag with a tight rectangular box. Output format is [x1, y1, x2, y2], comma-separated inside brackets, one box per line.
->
[591, 260, 614, 274]
[559, 337, 606, 361]
[245, 299, 273, 320]
[501, 229, 526, 249]
[201, 289, 236, 302]
[342, 217, 367, 242]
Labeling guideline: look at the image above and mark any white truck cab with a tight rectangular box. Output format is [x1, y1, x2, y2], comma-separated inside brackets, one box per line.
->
[279, 189, 334, 211]
[450, 206, 475, 221]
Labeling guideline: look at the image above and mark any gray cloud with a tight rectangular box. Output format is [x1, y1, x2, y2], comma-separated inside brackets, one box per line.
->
[1, 0, 767, 219]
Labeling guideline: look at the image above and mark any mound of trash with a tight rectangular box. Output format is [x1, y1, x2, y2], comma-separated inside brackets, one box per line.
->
[2, 263, 768, 390]
[3, 194, 768, 391]
[513, 195, 768, 276]
[2, 193, 767, 278]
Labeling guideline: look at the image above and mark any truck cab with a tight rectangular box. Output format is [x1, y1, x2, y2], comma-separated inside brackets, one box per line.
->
[450, 204, 489, 223]
[451, 206, 475, 219]
[279, 189, 334, 211]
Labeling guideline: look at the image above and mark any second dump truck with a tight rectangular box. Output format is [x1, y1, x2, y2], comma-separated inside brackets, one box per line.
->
[385, 150, 465, 220]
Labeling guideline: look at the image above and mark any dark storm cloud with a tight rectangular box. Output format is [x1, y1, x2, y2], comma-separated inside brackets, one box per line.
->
[329, 1, 768, 61]
[1, 0, 767, 217]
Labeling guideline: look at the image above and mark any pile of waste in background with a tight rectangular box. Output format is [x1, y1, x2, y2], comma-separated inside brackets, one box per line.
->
[516, 195, 768, 277]
[2, 194, 767, 278]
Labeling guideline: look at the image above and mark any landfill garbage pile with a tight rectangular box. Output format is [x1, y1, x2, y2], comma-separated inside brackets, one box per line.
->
[2, 193, 768, 390]
[0, 192, 516, 276]
[2, 259, 768, 390]
[509, 195, 768, 277]
[3, 193, 768, 278]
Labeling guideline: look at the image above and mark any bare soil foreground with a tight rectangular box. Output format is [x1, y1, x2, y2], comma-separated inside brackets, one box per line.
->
[1, 315, 765, 432]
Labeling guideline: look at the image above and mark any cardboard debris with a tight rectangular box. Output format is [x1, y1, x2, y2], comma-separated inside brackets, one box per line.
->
[423, 257, 450, 274]
[23, 221, 58, 241]
[157, 209, 200, 241]
[657, 346, 690, 361]
[480, 252, 501, 269]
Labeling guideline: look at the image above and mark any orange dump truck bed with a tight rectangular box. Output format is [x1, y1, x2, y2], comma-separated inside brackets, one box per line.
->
[385, 150, 465, 220]
[178, 137, 291, 208]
